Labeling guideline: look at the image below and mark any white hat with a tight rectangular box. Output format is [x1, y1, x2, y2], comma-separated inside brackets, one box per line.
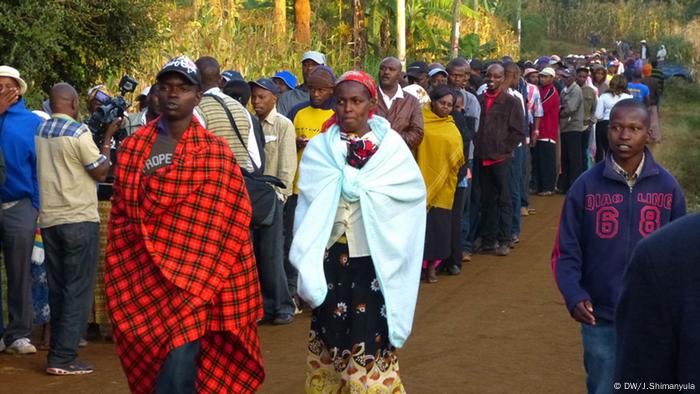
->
[0, 66, 28, 96]
[301, 51, 326, 65]
[539, 67, 556, 77]
[428, 68, 448, 77]
[139, 86, 151, 97]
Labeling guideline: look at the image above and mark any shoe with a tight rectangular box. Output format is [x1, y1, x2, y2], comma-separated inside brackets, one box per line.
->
[537, 191, 553, 196]
[510, 235, 520, 248]
[0, 338, 5, 352]
[46, 359, 94, 375]
[461, 251, 472, 262]
[78, 338, 88, 348]
[257, 315, 274, 325]
[495, 245, 511, 256]
[478, 244, 497, 255]
[520, 207, 529, 217]
[5, 338, 37, 354]
[426, 262, 438, 283]
[292, 296, 303, 315]
[272, 314, 294, 325]
[447, 264, 461, 275]
[528, 207, 537, 215]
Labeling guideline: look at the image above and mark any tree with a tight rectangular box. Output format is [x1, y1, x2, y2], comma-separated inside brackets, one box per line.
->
[0, 0, 162, 107]
[294, 0, 311, 44]
[352, 0, 368, 67]
[274, 0, 286, 37]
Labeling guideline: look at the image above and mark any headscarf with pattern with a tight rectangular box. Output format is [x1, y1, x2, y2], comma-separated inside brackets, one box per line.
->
[321, 70, 378, 132]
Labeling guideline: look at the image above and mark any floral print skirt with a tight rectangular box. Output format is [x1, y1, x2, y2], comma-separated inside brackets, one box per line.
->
[305, 242, 404, 394]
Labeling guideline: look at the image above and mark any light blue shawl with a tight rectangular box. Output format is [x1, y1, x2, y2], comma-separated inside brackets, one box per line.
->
[290, 115, 426, 348]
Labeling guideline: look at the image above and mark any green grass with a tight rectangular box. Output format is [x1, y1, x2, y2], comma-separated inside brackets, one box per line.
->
[653, 78, 700, 212]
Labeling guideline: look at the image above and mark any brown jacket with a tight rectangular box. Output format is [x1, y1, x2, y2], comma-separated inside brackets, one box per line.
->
[474, 91, 524, 161]
[375, 87, 425, 150]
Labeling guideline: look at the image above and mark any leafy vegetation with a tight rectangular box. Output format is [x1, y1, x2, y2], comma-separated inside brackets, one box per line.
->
[0, 0, 163, 108]
[654, 78, 700, 211]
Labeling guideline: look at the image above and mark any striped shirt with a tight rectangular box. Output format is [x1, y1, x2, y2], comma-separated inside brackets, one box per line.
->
[35, 114, 105, 228]
[196, 88, 259, 171]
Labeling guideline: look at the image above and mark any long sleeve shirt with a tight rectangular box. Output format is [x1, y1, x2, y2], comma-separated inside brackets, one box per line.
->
[260, 107, 297, 200]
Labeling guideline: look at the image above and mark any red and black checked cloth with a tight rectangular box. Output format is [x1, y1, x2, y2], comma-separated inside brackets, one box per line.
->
[106, 117, 264, 393]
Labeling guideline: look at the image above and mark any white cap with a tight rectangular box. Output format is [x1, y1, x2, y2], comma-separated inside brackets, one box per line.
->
[301, 51, 326, 65]
[139, 86, 151, 97]
[0, 65, 28, 95]
[428, 68, 448, 77]
[539, 67, 556, 77]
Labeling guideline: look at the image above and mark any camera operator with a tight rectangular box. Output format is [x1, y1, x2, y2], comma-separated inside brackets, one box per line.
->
[36, 82, 120, 375]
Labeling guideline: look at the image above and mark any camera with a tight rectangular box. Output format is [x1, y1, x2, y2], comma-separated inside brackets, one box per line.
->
[86, 75, 138, 147]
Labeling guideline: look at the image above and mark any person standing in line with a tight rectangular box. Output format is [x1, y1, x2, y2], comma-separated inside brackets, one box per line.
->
[591, 64, 609, 96]
[106, 56, 264, 393]
[558, 68, 585, 193]
[277, 51, 325, 117]
[375, 57, 425, 151]
[640, 64, 662, 143]
[271, 70, 298, 95]
[594, 75, 632, 163]
[445, 57, 480, 271]
[36, 83, 120, 375]
[291, 71, 426, 392]
[521, 68, 543, 215]
[473, 63, 524, 257]
[627, 68, 650, 107]
[576, 67, 598, 170]
[249, 78, 297, 325]
[533, 67, 560, 196]
[553, 99, 685, 394]
[417, 86, 464, 283]
[0, 65, 41, 355]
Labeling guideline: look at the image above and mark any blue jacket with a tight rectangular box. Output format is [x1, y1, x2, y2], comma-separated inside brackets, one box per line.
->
[552, 149, 685, 322]
[0, 98, 41, 209]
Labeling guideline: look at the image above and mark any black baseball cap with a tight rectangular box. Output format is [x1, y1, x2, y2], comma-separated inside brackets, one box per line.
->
[406, 61, 429, 78]
[249, 78, 281, 95]
[222, 70, 244, 82]
[157, 55, 201, 86]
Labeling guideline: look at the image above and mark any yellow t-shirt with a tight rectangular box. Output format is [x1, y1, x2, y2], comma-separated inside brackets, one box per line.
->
[35, 114, 105, 228]
[292, 105, 334, 194]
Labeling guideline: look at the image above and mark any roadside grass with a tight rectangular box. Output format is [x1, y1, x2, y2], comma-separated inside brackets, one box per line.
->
[653, 78, 700, 212]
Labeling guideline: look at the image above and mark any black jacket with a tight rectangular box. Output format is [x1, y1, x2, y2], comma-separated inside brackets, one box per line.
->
[615, 213, 699, 384]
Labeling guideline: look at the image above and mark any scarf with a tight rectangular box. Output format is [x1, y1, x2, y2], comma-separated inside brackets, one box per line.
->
[106, 117, 264, 393]
[418, 108, 465, 209]
[291, 115, 426, 348]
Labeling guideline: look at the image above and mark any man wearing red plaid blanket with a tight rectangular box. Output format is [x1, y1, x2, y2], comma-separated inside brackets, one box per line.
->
[106, 56, 264, 393]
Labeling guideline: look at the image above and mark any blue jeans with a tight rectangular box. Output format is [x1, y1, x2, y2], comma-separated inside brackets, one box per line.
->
[42, 222, 99, 366]
[581, 321, 616, 394]
[461, 160, 475, 253]
[510, 145, 526, 237]
[156, 339, 201, 394]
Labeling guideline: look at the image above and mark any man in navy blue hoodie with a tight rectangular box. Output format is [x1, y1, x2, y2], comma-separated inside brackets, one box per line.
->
[552, 99, 685, 394]
[0, 66, 42, 355]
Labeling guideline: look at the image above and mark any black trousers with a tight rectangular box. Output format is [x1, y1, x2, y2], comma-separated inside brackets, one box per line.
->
[254, 198, 294, 318]
[560, 132, 583, 193]
[533, 142, 556, 193]
[282, 195, 298, 298]
[478, 159, 512, 246]
[445, 187, 467, 268]
[581, 126, 592, 170]
[155, 339, 201, 394]
[595, 121, 609, 163]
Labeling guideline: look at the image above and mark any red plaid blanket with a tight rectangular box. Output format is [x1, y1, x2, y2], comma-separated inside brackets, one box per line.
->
[106, 117, 264, 393]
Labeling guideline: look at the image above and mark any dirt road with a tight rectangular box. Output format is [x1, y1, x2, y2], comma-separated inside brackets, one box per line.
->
[0, 194, 585, 393]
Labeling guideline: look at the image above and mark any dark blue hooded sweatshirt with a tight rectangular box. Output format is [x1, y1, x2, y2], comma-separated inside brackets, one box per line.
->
[552, 148, 686, 323]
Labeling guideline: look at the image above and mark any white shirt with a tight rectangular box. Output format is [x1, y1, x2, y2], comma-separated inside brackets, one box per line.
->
[378, 86, 405, 110]
[594, 92, 634, 121]
[197, 87, 262, 170]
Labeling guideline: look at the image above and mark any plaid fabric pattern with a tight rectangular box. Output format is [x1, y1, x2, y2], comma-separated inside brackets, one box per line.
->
[106, 117, 264, 393]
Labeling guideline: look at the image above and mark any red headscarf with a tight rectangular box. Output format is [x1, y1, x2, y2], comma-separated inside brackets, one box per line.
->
[321, 70, 378, 132]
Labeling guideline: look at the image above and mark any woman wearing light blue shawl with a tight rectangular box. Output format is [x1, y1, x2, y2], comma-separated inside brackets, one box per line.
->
[290, 71, 426, 393]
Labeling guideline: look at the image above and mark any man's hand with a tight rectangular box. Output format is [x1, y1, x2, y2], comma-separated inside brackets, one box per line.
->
[101, 117, 123, 150]
[0, 87, 19, 114]
[572, 300, 596, 325]
[296, 135, 309, 149]
[530, 129, 539, 147]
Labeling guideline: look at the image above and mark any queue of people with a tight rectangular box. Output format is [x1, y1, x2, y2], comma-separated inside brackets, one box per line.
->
[0, 41, 690, 393]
